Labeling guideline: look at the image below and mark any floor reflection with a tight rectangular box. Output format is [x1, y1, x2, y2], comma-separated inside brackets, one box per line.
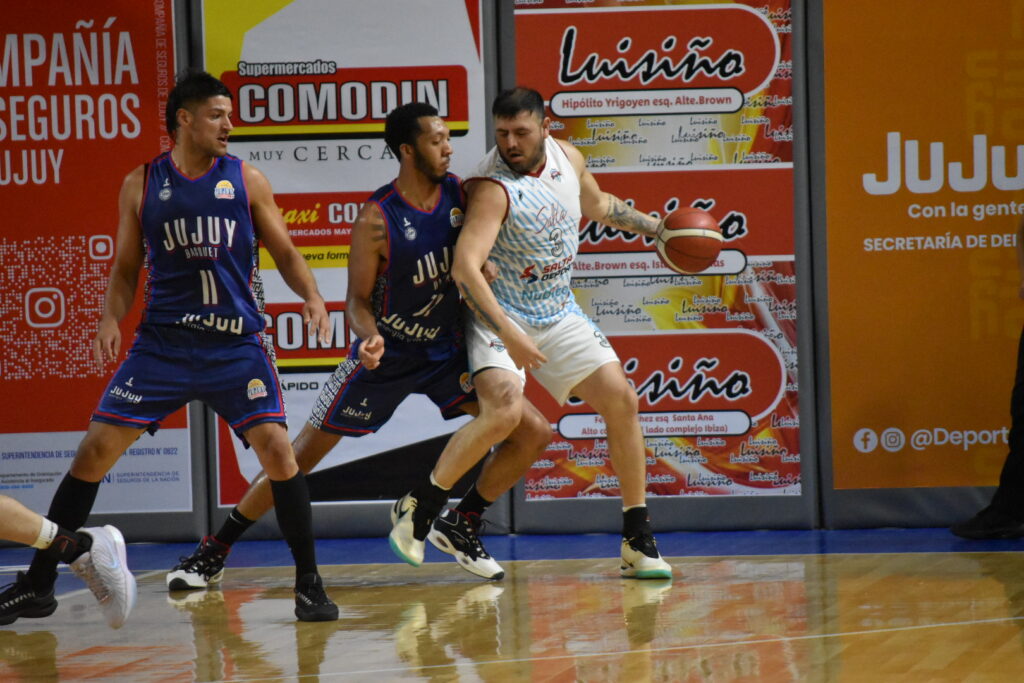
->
[2, 552, 1024, 681]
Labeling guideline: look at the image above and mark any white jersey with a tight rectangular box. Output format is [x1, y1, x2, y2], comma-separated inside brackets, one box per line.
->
[468, 137, 582, 327]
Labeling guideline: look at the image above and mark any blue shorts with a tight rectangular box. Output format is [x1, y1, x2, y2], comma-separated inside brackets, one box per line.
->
[93, 324, 286, 438]
[308, 340, 475, 436]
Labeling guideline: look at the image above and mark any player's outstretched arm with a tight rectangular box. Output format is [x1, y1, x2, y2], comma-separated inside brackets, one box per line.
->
[559, 139, 660, 238]
[94, 166, 146, 366]
[245, 163, 329, 343]
[455, 180, 547, 370]
[346, 201, 387, 369]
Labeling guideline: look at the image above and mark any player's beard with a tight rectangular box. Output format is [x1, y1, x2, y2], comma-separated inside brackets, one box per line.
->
[413, 148, 447, 185]
[500, 143, 545, 175]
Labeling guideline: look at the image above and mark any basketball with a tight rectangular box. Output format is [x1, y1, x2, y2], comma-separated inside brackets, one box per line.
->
[655, 207, 724, 274]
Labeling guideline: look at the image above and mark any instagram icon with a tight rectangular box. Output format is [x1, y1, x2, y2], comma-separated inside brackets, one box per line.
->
[25, 287, 65, 328]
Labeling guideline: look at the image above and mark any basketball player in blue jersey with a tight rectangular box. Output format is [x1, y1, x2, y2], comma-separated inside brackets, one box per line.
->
[166, 103, 550, 588]
[452, 87, 673, 579]
[0, 70, 338, 624]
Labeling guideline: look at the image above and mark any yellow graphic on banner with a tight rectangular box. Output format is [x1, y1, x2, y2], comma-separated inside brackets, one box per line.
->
[259, 245, 350, 270]
[203, 1, 293, 77]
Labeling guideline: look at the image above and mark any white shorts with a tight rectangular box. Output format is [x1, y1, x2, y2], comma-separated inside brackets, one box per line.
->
[467, 306, 620, 405]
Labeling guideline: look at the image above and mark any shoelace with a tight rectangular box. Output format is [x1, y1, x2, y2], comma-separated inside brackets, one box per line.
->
[177, 543, 227, 574]
[0, 587, 30, 608]
[457, 513, 489, 559]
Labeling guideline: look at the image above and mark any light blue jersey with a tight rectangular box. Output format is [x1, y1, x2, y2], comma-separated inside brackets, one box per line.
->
[468, 137, 581, 327]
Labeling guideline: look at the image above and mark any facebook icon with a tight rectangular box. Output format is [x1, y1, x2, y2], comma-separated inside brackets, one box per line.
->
[853, 428, 878, 453]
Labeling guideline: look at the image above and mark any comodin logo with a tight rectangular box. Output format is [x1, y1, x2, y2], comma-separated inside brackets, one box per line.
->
[218, 64, 470, 141]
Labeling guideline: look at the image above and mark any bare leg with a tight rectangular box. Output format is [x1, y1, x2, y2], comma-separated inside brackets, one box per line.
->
[474, 399, 551, 501]
[0, 496, 50, 547]
[235, 423, 342, 521]
[70, 421, 147, 482]
[431, 368, 526, 489]
[569, 364, 672, 578]
[571, 362, 647, 507]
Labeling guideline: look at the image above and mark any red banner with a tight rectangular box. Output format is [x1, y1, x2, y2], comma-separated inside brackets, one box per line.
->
[516, 0, 797, 498]
[1, 2, 177, 434]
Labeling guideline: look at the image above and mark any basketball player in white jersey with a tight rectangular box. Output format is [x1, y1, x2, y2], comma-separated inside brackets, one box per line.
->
[452, 87, 672, 579]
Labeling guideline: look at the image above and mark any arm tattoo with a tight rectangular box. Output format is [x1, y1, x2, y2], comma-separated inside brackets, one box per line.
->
[457, 281, 502, 334]
[603, 195, 659, 237]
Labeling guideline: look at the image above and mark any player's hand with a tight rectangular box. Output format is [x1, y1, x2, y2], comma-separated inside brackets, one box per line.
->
[358, 334, 385, 369]
[481, 259, 500, 284]
[93, 315, 122, 367]
[303, 295, 330, 344]
[506, 328, 547, 372]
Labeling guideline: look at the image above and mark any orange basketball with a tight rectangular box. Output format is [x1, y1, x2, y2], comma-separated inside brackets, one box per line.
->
[655, 208, 724, 274]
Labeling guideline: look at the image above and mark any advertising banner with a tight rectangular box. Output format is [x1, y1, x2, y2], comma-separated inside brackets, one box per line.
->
[514, 0, 798, 497]
[0, 2, 191, 512]
[201, 0, 486, 504]
[824, 1, 1024, 488]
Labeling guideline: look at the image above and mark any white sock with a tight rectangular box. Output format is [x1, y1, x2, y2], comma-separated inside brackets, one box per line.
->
[31, 518, 59, 550]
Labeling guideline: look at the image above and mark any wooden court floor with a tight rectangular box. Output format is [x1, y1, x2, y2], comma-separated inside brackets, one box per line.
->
[3, 534, 1024, 681]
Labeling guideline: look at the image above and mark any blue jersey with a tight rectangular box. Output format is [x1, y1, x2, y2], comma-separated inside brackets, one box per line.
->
[368, 173, 465, 357]
[139, 152, 264, 336]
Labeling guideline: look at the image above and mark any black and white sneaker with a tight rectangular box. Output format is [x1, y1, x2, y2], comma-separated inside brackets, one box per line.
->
[294, 573, 339, 622]
[620, 533, 673, 579]
[166, 535, 230, 590]
[0, 572, 57, 625]
[428, 509, 505, 580]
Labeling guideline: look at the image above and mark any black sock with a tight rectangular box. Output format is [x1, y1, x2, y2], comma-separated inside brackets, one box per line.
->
[215, 508, 256, 546]
[29, 474, 100, 592]
[454, 485, 492, 518]
[411, 480, 449, 533]
[622, 506, 651, 539]
[270, 473, 318, 583]
[40, 526, 91, 564]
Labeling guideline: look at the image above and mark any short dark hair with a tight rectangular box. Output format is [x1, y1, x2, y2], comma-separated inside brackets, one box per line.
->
[492, 87, 545, 120]
[166, 69, 232, 135]
[384, 102, 439, 158]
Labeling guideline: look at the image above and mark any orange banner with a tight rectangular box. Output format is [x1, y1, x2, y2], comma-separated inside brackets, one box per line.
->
[825, 1, 1024, 488]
